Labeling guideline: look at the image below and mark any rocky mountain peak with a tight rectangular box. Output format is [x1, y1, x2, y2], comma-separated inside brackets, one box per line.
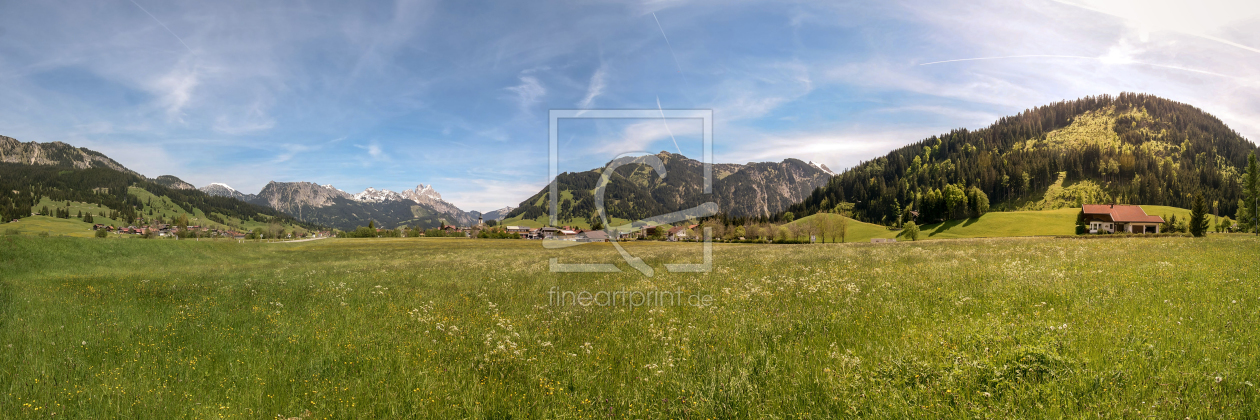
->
[807, 161, 834, 175]
[352, 187, 404, 203]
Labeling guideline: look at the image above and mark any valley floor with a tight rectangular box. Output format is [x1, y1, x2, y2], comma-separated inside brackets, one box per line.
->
[2, 236, 1258, 418]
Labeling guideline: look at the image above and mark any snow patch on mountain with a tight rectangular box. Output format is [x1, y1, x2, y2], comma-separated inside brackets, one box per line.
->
[352, 187, 404, 203]
[209, 183, 237, 192]
[808, 161, 834, 176]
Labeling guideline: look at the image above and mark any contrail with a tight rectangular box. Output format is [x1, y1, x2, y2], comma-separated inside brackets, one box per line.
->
[127, 0, 194, 54]
[918, 55, 1095, 66]
[918, 54, 1246, 82]
[652, 12, 685, 75]
[1048, 0, 1260, 56]
[657, 96, 683, 155]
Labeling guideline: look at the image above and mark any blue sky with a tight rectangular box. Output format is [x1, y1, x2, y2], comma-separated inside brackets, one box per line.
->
[1, 0, 1258, 211]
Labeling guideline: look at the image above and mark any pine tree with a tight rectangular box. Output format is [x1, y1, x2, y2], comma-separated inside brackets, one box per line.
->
[1247, 151, 1260, 235]
[1236, 199, 1252, 232]
[1189, 193, 1209, 237]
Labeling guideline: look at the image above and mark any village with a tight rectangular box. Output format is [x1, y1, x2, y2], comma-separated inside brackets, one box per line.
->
[84, 203, 1200, 242]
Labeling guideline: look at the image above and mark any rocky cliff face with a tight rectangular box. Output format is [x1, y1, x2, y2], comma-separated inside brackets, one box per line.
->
[713, 159, 834, 218]
[505, 151, 834, 221]
[198, 181, 480, 229]
[0, 135, 141, 176]
[400, 184, 474, 224]
[255, 181, 353, 214]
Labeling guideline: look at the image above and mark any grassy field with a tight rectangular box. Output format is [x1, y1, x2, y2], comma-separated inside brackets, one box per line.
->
[905, 205, 1194, 240]
[787, 213, 898, 242]
[914, 208, 1081, 239]
[3, 235, 1259, 418]
[2, 216, 101, 238]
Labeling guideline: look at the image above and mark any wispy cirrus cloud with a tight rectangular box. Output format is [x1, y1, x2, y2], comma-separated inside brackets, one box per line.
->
[3, 0, 1259, 213]
[577, 64, 608, 109]
[506, 75, 546, 115]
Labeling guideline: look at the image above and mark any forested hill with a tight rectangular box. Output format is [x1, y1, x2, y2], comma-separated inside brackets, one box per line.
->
[0, 162, 315, 230]
[785, 93, 1258, 225]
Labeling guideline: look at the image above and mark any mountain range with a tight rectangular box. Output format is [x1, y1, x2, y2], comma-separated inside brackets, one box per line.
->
[197, 181, 500, 230]
[1, 135, 140, 177]
[501, 151, 835, 226]
[5, 93, 1255, 232]
[0, 134, 833, 231]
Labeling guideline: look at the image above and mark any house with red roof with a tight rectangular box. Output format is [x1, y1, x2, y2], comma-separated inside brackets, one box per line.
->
[1082, 204, 1165, 234]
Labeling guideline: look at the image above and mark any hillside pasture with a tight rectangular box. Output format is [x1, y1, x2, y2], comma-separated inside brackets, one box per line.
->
[785, 212, 897, 243]
[1, 215, 100, 238]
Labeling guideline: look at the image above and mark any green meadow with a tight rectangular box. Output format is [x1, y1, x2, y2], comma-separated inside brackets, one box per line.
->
[785, 206, 1198, 244]
[2, 216, 101, 238]
[2, 235, 1259, 418]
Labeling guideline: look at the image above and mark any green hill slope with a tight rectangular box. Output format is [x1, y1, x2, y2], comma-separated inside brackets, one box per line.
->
[785, 213, 898, 243]
[1, 162, 316, 235]
[914, 208, 1079, 239]
[785, 93, 1258, 227]
[3, 215, 101, 237]
[904, 205, 1192, 240]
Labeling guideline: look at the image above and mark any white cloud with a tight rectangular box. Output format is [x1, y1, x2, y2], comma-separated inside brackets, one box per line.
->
[590, 119, 703, 156]
[507, 75, 546, 114]
[272, 144, 312, 163]
[710, 60, 813, 121]
[1053, 0, 1260, 49]
[577, 64, 607, 108]
[213, 97, 277, 135]
[439, 177, 548, 213]
[150, 62, 200, 122]
[355, 142, 386, 161]
[723, 126, 950, 172]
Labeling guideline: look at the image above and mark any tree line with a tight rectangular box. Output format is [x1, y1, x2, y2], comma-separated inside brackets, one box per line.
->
[0, 163, 317, 230]
[781, 93, 1257, 226]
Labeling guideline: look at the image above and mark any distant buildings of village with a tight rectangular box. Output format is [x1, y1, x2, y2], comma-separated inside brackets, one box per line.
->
[91, 223, 331, 239]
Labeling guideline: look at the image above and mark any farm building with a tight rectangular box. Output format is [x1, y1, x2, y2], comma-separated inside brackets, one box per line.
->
[1081, 204, 1164, 234]
[578, 230, 608, 242]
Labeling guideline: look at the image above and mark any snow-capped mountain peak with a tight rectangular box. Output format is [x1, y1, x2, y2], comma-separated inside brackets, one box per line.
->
[208, 182, 237, 192]
[808, 161, 834, 175]
[352, 187, 404, 203]
[413, 183, 441, 200]
[200, 182, 257, 201]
